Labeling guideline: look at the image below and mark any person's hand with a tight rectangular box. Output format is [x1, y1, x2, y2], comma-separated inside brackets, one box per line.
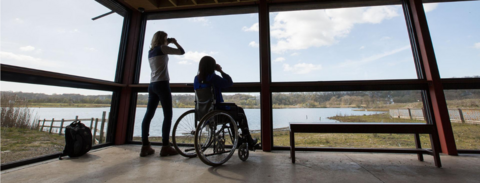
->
[170, 38, 178, 44]
[215, 64, 223, 72]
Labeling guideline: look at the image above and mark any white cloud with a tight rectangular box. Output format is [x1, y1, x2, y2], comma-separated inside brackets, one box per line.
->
[14, 18, 24, 23]
[290, 52, 299, 56]
[182, 51, 216, 63]
[423, 3, 439, 13]
[189, 17, 210, 26]
[273, 57, 285, 62]
[190, 17, 208, 22]
[1, 51, 40, 62]
[339, 45, 410, 67]
[20, 46, 35, 51]
[0, 51, 61, 67]
[249, 41, 259, 48]
[283, 63, 322, 74]
[271, 6, 400, 53]
[474, 42, 480, 49]
[359, 46, 365, 49]
[242, 23, 259, 32]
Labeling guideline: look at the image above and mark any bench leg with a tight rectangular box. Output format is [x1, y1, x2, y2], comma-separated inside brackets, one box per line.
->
[430, 133, 442, 168]
[414, 133, 424, 161]
[290, 131, 295, 163]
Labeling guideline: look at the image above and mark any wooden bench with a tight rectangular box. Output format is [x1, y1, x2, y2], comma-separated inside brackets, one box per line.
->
[289, 123, 442, 167]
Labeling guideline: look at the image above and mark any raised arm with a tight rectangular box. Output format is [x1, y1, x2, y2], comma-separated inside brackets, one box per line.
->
[212, 64, 233, 89]
[160, 38, 185, 55]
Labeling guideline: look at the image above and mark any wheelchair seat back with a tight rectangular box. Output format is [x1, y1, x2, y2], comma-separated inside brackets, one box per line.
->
[195, 86, 215, 121]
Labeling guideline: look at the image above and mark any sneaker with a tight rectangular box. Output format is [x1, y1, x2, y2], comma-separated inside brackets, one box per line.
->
[160, 143, 179, 157]
[140, 142, 155, 157]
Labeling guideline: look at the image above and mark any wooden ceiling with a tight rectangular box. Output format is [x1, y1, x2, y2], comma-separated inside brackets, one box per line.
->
[122, 0, 260, 12]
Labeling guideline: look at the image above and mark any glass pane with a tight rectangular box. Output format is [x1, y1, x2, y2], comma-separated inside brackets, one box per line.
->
[1, 81, 113, 164]
[133, 92, 261, 144]
[423, 1, 480, 78]
[1, 1, 124, 81]
[444, 89, 480, 150]
[272, 91, 430, 148]
[139, 14, 260, 83]
[268, 5, 418, 82]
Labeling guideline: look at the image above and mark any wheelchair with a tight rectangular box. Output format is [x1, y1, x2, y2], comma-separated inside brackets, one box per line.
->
[171, 86, 254, 166]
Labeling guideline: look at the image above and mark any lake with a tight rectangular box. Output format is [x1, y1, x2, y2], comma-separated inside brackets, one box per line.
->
[32, 107, 382, 137]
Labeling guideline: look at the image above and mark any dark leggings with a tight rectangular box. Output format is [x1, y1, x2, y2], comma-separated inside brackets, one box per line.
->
[237, 107, 251, 137]
[142, 81, 172, 145]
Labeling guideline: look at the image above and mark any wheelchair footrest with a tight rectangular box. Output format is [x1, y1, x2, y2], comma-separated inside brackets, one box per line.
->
[250, 143, 261, 151]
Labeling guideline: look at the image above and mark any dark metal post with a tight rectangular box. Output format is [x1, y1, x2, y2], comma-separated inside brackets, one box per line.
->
[115, 11, 142, 145]
[414, 133, 424, 161]
[407, 0, 457, 155]
[259, 0, 272, 152]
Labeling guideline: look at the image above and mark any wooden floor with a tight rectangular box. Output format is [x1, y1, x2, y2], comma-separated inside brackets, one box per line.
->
[2, 145, 480, 183]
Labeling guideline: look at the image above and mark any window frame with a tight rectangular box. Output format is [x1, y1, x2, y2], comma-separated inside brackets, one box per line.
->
[0, 0, 131, 170]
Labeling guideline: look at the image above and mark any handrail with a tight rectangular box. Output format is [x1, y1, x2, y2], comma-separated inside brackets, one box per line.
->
[0, 64, 126, 88]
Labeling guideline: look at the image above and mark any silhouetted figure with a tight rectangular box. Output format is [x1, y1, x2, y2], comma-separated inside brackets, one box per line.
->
[140, 31, 185, 157]
[193, 56, 258, 148]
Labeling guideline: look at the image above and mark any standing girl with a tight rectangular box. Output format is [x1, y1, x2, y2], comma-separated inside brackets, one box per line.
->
[140, 31, 185, 157]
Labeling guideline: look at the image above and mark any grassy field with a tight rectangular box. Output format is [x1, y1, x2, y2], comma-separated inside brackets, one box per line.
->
[5, 113, 476, 165]
[1, 127, 108, 164]
[134, 113, 479, 150]
[1, 127, 65, 164]
[273, 113, 480, 150]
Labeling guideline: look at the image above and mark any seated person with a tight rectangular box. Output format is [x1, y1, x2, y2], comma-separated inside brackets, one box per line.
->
[193, 56, 258, 147]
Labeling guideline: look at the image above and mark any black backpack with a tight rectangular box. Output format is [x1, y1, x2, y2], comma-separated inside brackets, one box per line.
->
[59, 120, 92, 160]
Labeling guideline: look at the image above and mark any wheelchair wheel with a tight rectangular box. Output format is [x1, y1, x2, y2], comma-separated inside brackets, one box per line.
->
[238, 143, 249, 161]
[195, 111, 239, 166]
[172, 109, 198, 158]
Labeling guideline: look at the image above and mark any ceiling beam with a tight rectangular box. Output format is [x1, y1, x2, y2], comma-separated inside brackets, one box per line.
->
[168, 0, 178, 6]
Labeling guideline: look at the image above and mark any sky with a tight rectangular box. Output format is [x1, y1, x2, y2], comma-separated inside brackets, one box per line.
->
[1, 1, 479, 95]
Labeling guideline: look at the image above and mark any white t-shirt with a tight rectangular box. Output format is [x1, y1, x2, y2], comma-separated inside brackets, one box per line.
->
[148, 45, 184, 82]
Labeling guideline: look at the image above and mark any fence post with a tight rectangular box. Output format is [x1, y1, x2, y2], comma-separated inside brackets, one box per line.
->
[75, 115, 78, 121]
[93, 118, 99, 145]
[49, 118, 55, 134]
[458, 108, 465, 123]
[89, 118, 94, 130]
[40, 119, 46, 132]
[59, 118, 65, 135]
[408, 108, 413, 120]
[99, 111, 106, 144]
[37, 120, 41, 130]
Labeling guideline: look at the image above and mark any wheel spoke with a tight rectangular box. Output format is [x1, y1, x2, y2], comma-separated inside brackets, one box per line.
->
[195, 112, 238, 166]
[173, 110, 197, 157]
